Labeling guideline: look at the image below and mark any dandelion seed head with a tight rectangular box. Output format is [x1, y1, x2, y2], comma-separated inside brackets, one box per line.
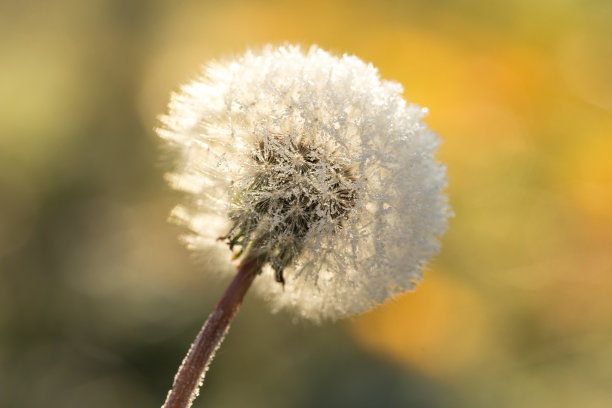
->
[158, 44, 451, 321]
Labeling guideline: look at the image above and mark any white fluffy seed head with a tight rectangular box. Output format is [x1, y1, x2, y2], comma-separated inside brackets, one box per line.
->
[158, 44, 451, 321]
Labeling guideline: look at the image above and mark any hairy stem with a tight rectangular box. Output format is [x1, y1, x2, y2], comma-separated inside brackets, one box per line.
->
[162, 256, 261, 408]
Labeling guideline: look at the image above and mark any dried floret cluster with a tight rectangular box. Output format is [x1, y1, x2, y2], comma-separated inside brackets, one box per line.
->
[158, 45, 450, 321]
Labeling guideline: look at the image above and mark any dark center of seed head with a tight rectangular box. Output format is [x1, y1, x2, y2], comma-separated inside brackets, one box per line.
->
[223, 135, 359, 285]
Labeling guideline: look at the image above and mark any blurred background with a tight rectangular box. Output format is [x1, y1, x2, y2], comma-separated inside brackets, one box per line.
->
[1, 0, 611, 406]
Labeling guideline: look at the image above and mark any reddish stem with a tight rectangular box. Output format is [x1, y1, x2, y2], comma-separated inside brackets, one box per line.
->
[163, 256, 260, 408]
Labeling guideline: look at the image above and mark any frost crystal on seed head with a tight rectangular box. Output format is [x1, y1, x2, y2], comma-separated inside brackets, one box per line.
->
[225, 134, 360, 285]
[158, 44, 451, 321]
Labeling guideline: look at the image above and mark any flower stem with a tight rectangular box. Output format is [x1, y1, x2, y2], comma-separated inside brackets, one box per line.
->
[162, 255, 261, 408]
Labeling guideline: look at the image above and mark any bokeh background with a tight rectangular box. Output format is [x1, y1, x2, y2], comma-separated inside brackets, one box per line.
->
[2, 0, 611, 407]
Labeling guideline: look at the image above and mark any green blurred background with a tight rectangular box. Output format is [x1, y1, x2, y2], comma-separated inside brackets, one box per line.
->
[1, 0, 611, 406]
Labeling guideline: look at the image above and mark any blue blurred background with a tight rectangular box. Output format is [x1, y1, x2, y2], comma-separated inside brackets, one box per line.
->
[1, 0, 611, 406]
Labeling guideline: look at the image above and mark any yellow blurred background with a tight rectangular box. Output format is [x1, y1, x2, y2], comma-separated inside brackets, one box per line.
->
[1, 0, 611, 407]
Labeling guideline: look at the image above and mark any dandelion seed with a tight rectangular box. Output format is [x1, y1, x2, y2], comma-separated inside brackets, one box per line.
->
[158, 44, 450, 408]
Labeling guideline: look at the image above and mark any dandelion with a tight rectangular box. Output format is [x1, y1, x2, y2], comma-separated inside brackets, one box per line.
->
[157, 44, 450, 408]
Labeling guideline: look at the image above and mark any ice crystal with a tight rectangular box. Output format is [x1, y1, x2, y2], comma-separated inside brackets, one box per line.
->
[158, 44, 450, 321]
